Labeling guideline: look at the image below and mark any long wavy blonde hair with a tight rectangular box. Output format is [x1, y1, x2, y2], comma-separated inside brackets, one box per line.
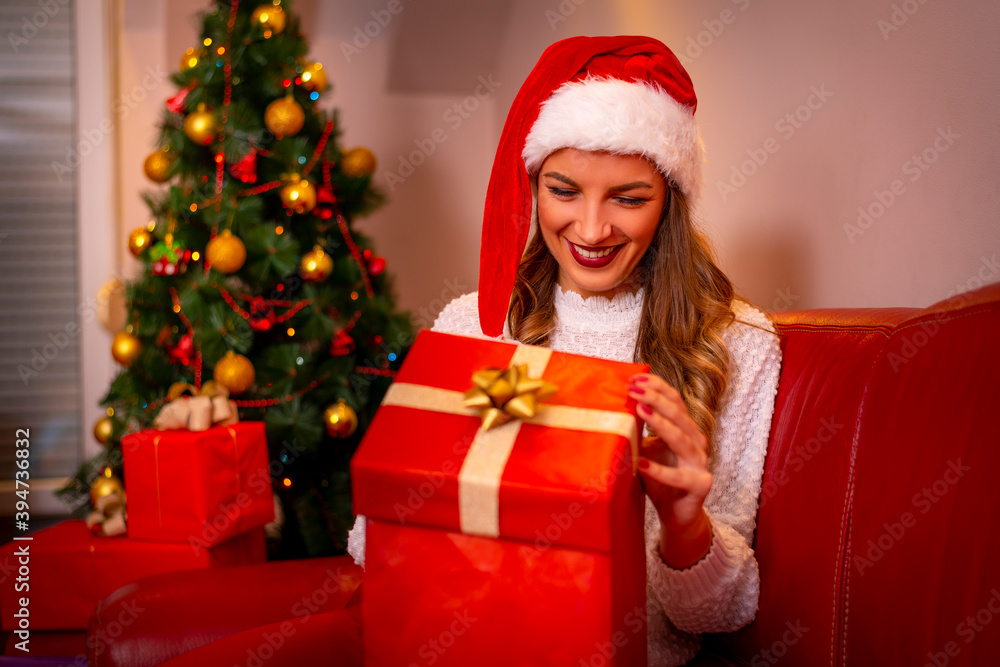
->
[507, 186, 735, 452]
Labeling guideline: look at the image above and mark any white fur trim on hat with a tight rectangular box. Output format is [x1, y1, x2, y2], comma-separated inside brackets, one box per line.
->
[522, 77, 703, 202]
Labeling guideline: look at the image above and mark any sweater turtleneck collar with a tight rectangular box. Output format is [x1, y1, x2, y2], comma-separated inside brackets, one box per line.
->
[553, 285, 645, 332]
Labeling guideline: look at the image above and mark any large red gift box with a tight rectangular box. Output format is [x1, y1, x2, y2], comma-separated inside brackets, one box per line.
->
[0, 520, 266, 631]
[352, 330, 649, 666]
[122, 421, 274, 546]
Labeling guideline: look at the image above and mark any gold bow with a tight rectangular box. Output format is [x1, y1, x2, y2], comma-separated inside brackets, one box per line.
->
[463, 364, 558, 431]
[85, 490, 127, 537]
[155, 380, 239, 431]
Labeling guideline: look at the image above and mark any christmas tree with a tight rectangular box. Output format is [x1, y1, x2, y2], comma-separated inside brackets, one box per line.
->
[59, 0, 412, 558]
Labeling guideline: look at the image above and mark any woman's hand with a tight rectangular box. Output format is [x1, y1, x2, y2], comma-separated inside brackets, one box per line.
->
[628, 373, 714, 569]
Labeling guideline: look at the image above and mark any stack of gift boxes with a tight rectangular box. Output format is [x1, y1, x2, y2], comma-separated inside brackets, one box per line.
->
[3, 329, 651, 663]
[0, 420, 274, 635]
[352, 331, 649, 666]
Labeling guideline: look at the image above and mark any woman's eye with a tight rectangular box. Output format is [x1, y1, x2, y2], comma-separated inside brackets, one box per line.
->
[546, 186, 576, 198]
[614, 196, 646, 207]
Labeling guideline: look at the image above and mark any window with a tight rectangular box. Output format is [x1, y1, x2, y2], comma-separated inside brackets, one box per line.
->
[0, 0, 115, 517]
[0, 1, 81, 482]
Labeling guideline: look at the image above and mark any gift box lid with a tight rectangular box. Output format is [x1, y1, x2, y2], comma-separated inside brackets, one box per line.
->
[352, 330, 646, 554]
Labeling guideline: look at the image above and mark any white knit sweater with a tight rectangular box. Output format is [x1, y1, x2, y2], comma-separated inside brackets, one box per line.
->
[348, 287, 782, 666]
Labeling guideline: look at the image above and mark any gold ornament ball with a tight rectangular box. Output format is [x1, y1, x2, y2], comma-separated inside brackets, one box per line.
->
[111, 331, 142, 366]
[341, 147, 377, 178]
[265, 96, 305, 139]
[280, 177, 317, 214]
[184, 105, 219, 146]
[128, 227, 153, 256]
[93, 417, 114, 446]
[180, 47, 203, 71]
[214, 351, 255, 395]
[252, 4, 287, 35]
[206, 230, 247, 274]
[90, 470, 125, 506]
[324, 400, 358, 439]
[300, 62, 328, 94]
[143, 150, 174, 183]
[300, 245, 333, 283]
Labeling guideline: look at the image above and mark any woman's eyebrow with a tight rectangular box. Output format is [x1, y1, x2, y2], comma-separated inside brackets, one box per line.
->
[541, 171, 579, 187]
[608, 181, 654, 192]
[541, 172, 654, 192]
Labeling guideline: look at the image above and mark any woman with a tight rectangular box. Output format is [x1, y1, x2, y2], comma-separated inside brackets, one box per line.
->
[350, 35, 782, 666]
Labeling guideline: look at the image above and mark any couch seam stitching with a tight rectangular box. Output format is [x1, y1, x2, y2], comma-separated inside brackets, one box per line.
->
[889, 305, 997, 334]
[777, 326, 895, 336]
[835, 346, 883, 667]
[780, 300, 998, 337]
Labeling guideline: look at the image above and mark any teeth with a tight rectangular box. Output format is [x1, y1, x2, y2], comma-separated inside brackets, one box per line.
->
[573, 243, 616, 259]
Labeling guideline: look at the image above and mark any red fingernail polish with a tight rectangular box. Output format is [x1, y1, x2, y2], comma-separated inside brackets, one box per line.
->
[630, 375, 649, 383]
[628, 386, 646, 395]
[638, 404, 652, 414]
[637, 458, 650, 470]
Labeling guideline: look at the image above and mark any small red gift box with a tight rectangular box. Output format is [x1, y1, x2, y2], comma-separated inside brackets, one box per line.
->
[0, 520, 265, 631]
[121, 421, 274, 547]
[352, 330, 649, 666]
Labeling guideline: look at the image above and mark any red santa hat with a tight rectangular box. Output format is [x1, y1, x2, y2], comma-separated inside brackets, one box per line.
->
[478, 35, 702, 337]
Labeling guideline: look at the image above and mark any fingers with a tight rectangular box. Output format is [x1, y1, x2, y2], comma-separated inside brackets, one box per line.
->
[640, 435, 677, 467]
[639, 408, 704, 466]
[630, 374, 704, 448]
[637, 457, 712, 498]
[628, 374, 708, 467]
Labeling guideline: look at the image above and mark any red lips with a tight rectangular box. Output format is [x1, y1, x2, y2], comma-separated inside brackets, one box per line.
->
[565, 239, 624, 268]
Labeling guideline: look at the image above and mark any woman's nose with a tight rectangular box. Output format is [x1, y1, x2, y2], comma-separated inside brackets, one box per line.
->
[574, 202, 612, 245]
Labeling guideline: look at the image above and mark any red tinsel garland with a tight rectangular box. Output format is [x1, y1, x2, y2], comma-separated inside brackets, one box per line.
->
[336, 213, 374, 298]
[218, 285, 313, 330]
[168, 287, 202, 387]
[303, 121, 334, 176]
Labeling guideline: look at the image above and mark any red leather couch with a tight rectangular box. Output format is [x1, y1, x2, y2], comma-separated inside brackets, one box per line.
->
[69, 283, 1000, 665]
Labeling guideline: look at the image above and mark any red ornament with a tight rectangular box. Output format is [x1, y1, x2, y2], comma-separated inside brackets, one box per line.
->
[229, 150, 258, 184]
[150, 240, 191, 276]
[166, 85, 193, 114]
[367, 255, 386, 276]
[247, 297, 277, 332]
[313, 188, 337, 220]
[330, 329, 355, 356]
[167, 333, 195, 365]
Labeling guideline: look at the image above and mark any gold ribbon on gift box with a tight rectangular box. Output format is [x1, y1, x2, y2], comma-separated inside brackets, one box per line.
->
[380, 345, 638, 539]
[154, 380, 239, 431]
[463, 362, 559, 431]
[85, 492, 127, 537]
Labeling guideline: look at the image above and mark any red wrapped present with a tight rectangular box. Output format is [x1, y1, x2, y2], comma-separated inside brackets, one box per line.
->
[352, 330, 649, 666]
[0, 520, 265, 631]
[121, 422, 274, 547]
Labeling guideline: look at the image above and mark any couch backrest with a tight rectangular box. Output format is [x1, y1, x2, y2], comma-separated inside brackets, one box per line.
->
[843, 284, 1000, 666]
[711, 283, 1000, 666]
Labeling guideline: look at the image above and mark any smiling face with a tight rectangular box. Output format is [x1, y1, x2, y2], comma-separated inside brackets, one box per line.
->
[535, 148, 668, 299]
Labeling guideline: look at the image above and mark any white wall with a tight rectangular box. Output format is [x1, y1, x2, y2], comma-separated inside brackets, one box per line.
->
[116, 0, 999, 323]
[495, 0, 1000, 311]
[76, 0, 118, 465]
